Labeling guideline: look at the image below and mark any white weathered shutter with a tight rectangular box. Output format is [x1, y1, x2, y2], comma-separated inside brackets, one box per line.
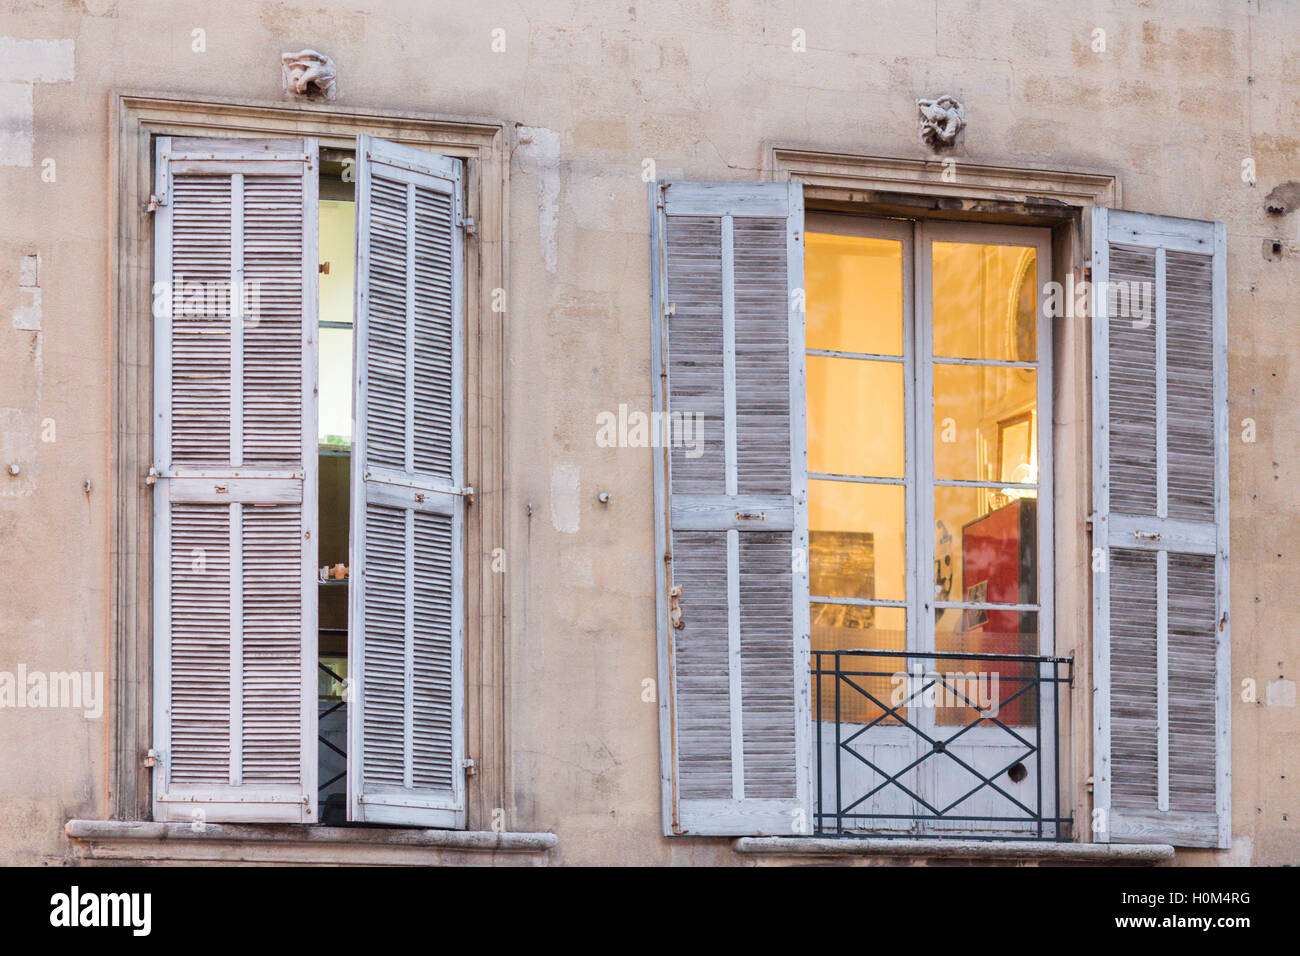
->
[152, 136, 319, 823]
[1092, 208, 1229, 847]
[348, 136, 466, 828]
[650, 181, 811, 835]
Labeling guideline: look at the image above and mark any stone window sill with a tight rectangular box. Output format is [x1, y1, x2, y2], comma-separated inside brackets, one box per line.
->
[733, 837, 1174, 865]
[66, 819, 557, 866]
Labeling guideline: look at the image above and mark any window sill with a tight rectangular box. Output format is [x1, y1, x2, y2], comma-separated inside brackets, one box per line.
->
[732, 837, 1174, 866]
[66, 819, 557, 866]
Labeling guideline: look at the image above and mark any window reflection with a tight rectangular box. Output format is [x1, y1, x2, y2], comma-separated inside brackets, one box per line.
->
[932, 242, 1037, 362]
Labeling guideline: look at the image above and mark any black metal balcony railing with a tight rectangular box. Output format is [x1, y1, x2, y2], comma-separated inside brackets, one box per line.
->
[811, 649, 1073, 841]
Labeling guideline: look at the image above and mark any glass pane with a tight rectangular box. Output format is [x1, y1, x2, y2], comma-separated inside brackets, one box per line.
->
[934, 614, 1039, 727]
[810, 607, 907, 724]
[319, 199, 356, 447]
[932, 241, 1037, 361]
[934, 488, 1037, 610]
[810, 480, 906, 602]
[319, 326, 353, 446]
[933, 364, 1037, 482]
[807, 356, 904, 479]
[319, 200, 356, 326]
[806, 232, 904, 356]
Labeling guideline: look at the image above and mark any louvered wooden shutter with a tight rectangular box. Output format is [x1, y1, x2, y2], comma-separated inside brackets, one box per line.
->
[348, 136, 466, 828]
[152, 136, 318, 823]
[1091, 208, 1229, 848]
[650, 181, 811, 836]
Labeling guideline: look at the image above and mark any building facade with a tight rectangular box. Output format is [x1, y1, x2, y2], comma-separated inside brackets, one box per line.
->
[0, 0, 1295, 865]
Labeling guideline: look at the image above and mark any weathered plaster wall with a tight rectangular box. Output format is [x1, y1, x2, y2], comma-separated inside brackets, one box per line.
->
[0, 0, 1295, 865]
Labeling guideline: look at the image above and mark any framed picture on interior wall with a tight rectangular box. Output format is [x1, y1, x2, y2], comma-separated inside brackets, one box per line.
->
[962, 580, 988, 630]
[997, 410, 1035, 485]
[809, 531, 875, 631]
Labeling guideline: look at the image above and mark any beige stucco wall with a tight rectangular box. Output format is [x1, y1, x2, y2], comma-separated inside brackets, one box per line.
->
[0, 0, 1295, 865]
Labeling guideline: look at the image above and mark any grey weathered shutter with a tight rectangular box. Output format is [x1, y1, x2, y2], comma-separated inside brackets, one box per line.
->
[1092, 207, 1229, 847]
[650, 181, 811, 835]
[152, 136, 319, 823]
[348, 135, 466, 828]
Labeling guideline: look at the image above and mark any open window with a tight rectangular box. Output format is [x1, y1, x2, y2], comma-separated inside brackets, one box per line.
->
[150, 134, 467, 828]
[649, 180, 1229, 845]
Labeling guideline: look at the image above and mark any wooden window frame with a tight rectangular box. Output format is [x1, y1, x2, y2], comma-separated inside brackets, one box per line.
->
[109, 93, 507, 829]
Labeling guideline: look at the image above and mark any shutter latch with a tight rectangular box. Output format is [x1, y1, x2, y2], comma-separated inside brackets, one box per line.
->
[145, 193, 167, 214]
[669, 585, 684, 629]
[1133, 530, 1162, 542]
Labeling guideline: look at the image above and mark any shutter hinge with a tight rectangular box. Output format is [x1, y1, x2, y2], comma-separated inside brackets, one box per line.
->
[463, 757, 477, 777]
[145, 193, 167, 214]
[144, 747, 163, 768]
[460, 215, 477, 238]
[669, 585, 684, 629]
[458, 485, 475, 505]
[145, 464, 159, 486]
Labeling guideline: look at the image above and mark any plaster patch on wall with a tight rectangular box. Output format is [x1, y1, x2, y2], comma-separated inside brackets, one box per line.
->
[12, 253, 41, 331]
[0, 83, 34, 168]
[1221, 834, 1253, 866]
[560, 548, 594, 587]
[550, 462, 580, 534]
[0, 39, 74, 168]
[0, 407, 36, 498]
[1265, 679, 1296, 707]
[516, 126, 561, 275]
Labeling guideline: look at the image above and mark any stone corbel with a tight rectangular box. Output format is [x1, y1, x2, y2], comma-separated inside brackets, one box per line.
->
[917, 95, 965, 149]
[282, 49, 338, 101]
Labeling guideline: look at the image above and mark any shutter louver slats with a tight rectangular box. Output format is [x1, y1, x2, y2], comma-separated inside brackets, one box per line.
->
[1165, 251, 1216, 522]
[363, 177, 409, 472]
[242, 176, 305, 465]
[1108, 548, 1159, 809]
[153, 137, 318, 823]
[361, 504, 407, 786]
[1092, 207, 1229, 848]
[1105, 244, 1158, 517]
[733, 218, 792, 496]
[412, 510, 455, 789]
[349, 136, 465, 828]
[672, 530, 732, 799]
[1167, 552, 1218, 813]
[665, 216, 727, 492]
[240, 505, 304, 783]
[413, 189, 455, 481]
[167, 503, 231, 783]
[651, 181, 810, 836]
[169, 177, 232, 464]
[739, 531, 796, 798]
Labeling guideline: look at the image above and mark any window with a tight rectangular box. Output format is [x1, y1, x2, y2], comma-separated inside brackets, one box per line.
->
[650, 180, 1229, 846]
[804, 215, 1053, 835]
[150, 134, 467, 828]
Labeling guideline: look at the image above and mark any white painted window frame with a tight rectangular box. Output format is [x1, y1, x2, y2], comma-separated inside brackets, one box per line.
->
[805, 214, 1056, 834]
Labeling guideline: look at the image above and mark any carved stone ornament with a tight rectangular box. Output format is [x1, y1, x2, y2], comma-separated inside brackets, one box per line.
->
[917, 95, 965, 149]
[282, 49, 337, 101]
